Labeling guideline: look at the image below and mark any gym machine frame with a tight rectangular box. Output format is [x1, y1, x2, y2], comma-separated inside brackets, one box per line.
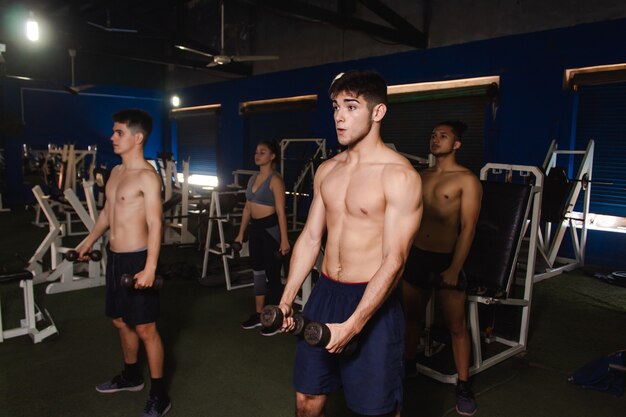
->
[161, 159, 196, 245]
[280, 139, 326, 231]
[534, 140, 594, 282]
[30, 183, 106, 294]
[415, 164, 543, 384]
[201, 190, 250, 290]
[0, 271, 59, 343]
[32, 144, 97, 235]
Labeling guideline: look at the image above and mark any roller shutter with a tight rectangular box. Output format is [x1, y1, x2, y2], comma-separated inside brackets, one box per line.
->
[575, 82, 626, 216]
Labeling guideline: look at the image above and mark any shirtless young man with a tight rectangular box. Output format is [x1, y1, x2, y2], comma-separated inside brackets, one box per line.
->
[277, 70, 422, 417]
[78, 109, 171, 417]
[402, 121, 482, 416]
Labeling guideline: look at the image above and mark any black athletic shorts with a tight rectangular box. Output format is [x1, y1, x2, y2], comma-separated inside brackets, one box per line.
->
[402, 246, 467, 291]
[105, 248, 159, 325]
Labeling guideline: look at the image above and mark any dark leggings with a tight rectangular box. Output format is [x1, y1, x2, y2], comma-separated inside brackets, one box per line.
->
[248, 213, 283, 305]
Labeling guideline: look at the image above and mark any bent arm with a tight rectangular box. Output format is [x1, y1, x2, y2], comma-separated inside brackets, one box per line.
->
[279, 165, 328, 315]
[135, 172, 163, 286]
[235, 201, 251, 242]
[78, 201, 110, 256]
[271, 176, 290, 253]
[447, 176, 482, 275]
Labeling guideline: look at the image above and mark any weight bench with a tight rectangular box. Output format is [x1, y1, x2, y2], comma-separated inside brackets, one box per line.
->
[0, 270, 58, 343]
[416, 164, 543, 383]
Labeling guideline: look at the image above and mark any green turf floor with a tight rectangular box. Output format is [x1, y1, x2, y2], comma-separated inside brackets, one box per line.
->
[1, 207, 625, 416]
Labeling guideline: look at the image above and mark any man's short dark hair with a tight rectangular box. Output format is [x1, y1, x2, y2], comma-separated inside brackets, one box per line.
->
[437, 120, 467, 142]
[112, 109, 153, 144]
[328, 70, 388, 108]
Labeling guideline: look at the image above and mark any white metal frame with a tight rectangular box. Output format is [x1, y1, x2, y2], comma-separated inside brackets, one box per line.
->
[163, 160, 196, 245]
[534, 140, 594, 282]
[415, 163, 543, 384]
[201, 190, 250, 290]
[29, 185, 106, 294]
[0, 274, 58, 343]
[279, 139, 326, 231]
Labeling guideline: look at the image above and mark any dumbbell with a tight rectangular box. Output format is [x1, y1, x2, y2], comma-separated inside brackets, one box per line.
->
[65, 249, 102, 262]
[274, 249, 293, 260]
[436, 271, 467, 291]
[230, 241, 243, 253]
[120, 273, 164, 290]
[303, 322, 358, 356]
[260, 305, 308, 337]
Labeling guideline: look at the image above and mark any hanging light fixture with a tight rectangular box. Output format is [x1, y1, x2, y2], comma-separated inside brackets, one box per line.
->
[25, 12, 39, 42]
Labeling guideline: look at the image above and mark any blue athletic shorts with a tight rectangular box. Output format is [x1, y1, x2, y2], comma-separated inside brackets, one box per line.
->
[105, 248, 159, 326]
[293, 274, 404, 415]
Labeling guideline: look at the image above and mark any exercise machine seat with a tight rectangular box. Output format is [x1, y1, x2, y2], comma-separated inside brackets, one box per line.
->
[464, 181, 532, 297]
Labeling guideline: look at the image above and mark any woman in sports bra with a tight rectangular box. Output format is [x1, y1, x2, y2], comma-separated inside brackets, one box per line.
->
[235, 140, 291, 335]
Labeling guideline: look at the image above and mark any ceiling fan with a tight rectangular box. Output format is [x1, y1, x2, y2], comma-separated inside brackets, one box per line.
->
[0, 44, 90, 95]
[87, 9, 138, 33]
[66, 49, 94, 94]
[175, 0, 278, 67]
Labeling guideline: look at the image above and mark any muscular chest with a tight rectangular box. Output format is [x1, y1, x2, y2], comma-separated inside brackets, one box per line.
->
[422, 175, 462, 218]
[106, 175, 143, 207]
[321, 166, 385, 218]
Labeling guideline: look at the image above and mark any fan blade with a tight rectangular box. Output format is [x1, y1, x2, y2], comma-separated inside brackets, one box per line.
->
[87, 21, 138, 33]
[68, 84, 95, 94]
[4, 74, 35, 81]
[232, 55, 279, 62]
[175, 45, 214, 59]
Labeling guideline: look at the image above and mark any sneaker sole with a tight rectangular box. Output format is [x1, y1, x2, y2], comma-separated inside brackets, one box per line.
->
[260, 329, 281, 336]
[455, 405, 476, 416]
[241, 323, 262, 330]
[96, 382, 145, 394]
[161, 402, 172, 416]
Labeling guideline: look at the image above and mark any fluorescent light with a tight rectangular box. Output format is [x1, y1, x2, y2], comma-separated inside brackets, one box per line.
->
[387, 76, 500, 95]
[26, 18, 39, 42]
[176, 173, 219, 187]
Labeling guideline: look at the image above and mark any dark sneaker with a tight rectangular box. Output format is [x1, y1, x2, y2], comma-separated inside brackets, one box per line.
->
[455, 380, 477, 416]
[141, 395, 172, 417]
[404, 359, 417, 379]
[96, 373, 144, 393]
[241, 312, 261, 329]
[260, 326, 281, 336]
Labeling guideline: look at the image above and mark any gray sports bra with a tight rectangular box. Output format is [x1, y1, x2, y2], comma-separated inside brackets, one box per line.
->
[245, 173, 275, 207]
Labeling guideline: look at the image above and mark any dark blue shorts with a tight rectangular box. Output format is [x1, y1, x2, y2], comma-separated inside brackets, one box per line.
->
[402, 246, 467, 291]
[294, 274, 404, 415]
[105, 248, 159, 326]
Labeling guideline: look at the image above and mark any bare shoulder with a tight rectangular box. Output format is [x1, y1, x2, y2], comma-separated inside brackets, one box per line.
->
[271, 170, 284, 181]
[137, 166, 162, 188]
[382, 153, 421, 192]
[383, 149, 420, 177]
[109, 164, 122, 178]
[454, 169, 482, 199]
[315, 156, 340, 181]
[458, 168, 481, 186]
[270, 171, 286, 188]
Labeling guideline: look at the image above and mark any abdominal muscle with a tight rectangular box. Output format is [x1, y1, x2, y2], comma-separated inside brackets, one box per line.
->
[108, 203, 149, 253]
[322, 215, 383, 283]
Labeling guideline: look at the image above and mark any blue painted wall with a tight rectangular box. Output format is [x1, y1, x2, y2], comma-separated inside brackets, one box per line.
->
[171, 19, 623, 182]
[2, 17, 624, 268]
[0, 80, 166, 203]
[170, 18, 626, 268]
